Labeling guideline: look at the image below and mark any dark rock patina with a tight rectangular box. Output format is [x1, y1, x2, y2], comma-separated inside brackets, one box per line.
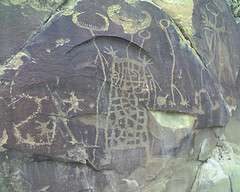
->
[192, 0, 240, 110]
[0, 0, 237, 191]
[0, 0, 66, 64]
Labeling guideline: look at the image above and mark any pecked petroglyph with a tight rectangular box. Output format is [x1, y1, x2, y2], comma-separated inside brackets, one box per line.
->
[159, 19, 189, 108]
[107, 4, 152, 34]
[72, 11, 110, 32]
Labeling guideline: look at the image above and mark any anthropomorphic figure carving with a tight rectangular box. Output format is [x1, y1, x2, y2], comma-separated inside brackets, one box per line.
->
[0, 0, 236, 191]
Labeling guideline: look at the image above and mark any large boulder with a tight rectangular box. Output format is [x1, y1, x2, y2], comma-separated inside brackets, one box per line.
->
[0, 0, 238, 191]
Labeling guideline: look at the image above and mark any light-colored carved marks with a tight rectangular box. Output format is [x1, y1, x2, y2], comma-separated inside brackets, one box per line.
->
[91, 42, 110, 160]
[7, 52, 29, 70]
[12, 94, 51, 146]
[0, 79, 10, 89]
[0, 129, 8, 151]
[104, 46, 118, 57]
[138, 30, 151, 48]
[95, 45, 114, 155]
[160, 19, 176, 106]
[35, 120, 56, 145]
[102, 56, 156, 150]
[201, 1, 235, 85]
[63, 91, 84, 114]
[72, 11, 109, 33]
[202, 1, 225, 42]
[55, 38, 70, 48]
[12, 89, 85, 146]
[37, 186, 50, 192]
[125, 0, 139, 5]
[139, 55, 161, 107]
[84, 37, 158, 161]
[193, 88, 220, 114]
[138, 30, 151, 57]
[202, 13, 225, 33]
[157, 95, 169, 106]
[107, 4, 152, 34]
[62, 9, 75, 16]
[159, 19, 189, 108]
[0, 51, 30, 76]
[47, 86, 78, 145]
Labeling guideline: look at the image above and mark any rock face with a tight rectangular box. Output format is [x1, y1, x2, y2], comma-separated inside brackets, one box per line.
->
[192, 0, 240, 110]
[0, 0, 239, 191]
[0, 0, 67, 64]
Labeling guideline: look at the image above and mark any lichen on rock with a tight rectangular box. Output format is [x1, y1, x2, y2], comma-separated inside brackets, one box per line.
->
[152, 0, 194, 36]
[226, 0, 240, 22]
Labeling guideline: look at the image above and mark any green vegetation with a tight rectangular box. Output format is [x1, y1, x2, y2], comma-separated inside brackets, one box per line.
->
[227, 0, 240, 21]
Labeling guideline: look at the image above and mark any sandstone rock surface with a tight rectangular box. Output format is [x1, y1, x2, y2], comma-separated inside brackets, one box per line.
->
[0, 0, 239, 191]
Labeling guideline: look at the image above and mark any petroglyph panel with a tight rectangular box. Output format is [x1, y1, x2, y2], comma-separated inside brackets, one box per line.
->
[0, 1, 60, 64]
[107, 4, 152, 34]
[72, 11, 110, 32]
[193, 0, 240, 110]
[0, 0, 230, 173]
[1, 0, 239, 191]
